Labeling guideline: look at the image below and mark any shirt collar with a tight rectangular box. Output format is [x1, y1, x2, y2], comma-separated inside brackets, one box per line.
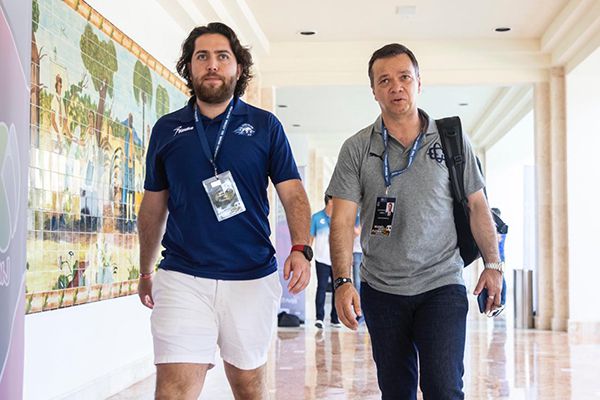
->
[373, 108, 436, 136]
[182, 96, 249, 122]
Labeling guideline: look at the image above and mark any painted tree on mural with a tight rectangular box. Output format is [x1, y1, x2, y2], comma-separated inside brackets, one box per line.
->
[30, 0, 43, 147]
[155, 85, 170, 119]
[133, 60, 152, 148]
[79, 24, 118, 135]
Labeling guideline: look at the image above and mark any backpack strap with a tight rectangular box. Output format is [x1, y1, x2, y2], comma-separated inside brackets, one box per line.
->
[436, 116, 468, 209]
[436, 116, 481, 265]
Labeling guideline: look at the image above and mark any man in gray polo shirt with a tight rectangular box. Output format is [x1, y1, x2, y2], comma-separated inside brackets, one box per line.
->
[327, 43, 503, 399]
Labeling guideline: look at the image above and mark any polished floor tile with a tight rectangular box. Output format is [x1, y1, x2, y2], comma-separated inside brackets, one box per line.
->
[112, 311, 600, 399]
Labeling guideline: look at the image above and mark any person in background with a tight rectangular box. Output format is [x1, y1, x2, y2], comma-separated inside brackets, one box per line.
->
[491, 207, 508, 307]
[310, 195, 341, 329]
[352, 212, 362, 294]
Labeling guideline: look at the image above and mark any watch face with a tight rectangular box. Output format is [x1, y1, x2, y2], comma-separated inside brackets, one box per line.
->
[304, 246, 313, 261]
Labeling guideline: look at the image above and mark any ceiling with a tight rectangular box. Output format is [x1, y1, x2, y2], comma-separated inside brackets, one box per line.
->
[88, 0, 600, 157]
[247, 0, 567, 42]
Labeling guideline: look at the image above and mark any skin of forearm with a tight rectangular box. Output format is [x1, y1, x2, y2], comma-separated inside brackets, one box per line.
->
[138, 204, 167, 274]
[330, 209, 355, 280]
[277, 181, 311, 245]
[285, 192, 311, 245]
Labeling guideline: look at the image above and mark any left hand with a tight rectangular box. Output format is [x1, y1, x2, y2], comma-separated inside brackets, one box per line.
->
[283, 251, 310, 294]
[473, 268, 503, 314]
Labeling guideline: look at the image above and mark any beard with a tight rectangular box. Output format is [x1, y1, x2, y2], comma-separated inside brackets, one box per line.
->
[192, 73, 237, 104]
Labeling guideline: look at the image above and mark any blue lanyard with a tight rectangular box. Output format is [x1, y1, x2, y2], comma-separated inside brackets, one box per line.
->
[194, 100, 234, 176]
[382, 120, 424, 189]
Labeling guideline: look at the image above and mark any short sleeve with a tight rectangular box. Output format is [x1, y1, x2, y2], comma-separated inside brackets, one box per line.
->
[268, 115, 301, 185]
[144, 125, 168, 191]
[326, 136, 363, 204]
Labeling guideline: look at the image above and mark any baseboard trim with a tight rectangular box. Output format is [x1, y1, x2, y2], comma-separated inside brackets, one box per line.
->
[56, 354, 154, 400]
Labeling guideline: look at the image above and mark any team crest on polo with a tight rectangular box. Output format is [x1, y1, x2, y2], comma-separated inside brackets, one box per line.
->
[233, 123, 256, 136]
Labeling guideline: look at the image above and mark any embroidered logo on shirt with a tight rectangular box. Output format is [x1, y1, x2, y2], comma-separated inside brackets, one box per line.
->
[428, 142, 445, 163]
[233, 123, 255, 136]
[173, 125, 194, 136]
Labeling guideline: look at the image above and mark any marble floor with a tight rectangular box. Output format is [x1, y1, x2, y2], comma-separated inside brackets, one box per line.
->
[111, 306, 600, 399]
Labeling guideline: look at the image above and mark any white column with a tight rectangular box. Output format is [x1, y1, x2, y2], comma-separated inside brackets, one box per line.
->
[533, 82, 553, 330]
[549, 67, 569, 332]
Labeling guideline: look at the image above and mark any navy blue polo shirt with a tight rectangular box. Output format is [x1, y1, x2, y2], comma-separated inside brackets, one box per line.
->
[144, 97, 300, 280]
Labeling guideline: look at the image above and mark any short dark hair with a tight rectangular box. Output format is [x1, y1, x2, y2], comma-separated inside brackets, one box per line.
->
[368, 43, 420, 87]
[176, 22, 253, 99]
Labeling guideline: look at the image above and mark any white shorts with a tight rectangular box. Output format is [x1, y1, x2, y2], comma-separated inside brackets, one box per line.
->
[151, 269, 282, 370]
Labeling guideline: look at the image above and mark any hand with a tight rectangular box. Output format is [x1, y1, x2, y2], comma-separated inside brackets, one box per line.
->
[138, 276, 154, 309]
[283, 251, 310, 294]
[334, 284, 362, 330]
[473, 269, 503, 314]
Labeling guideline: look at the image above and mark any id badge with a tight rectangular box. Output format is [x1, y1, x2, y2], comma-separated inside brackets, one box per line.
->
[370, 196, 396, 236]
[202, 171, 246, 221]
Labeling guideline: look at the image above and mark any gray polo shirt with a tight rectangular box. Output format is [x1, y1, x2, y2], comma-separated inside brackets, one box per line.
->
[326, 110, 484, 296]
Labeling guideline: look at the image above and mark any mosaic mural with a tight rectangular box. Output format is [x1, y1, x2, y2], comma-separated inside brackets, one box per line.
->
[26, 0, 188, 313]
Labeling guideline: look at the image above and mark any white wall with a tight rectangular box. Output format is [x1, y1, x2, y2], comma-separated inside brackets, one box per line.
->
[485, 111, 535, 274]
[24, 296, 153, 399]
[566, 47, 600, 324]
[287, 133, 310, 168]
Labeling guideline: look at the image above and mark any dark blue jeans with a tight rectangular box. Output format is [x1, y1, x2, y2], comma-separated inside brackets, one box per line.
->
[315, 261, 338, 323]
[362, 282, 468, 400]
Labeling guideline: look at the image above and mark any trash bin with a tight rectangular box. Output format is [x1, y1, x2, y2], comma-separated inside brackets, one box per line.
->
[513, 269, 534, 328]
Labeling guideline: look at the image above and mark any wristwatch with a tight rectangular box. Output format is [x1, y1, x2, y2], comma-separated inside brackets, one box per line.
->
[333, 277, 353, 291]
[484, 261, 504, 273]
[291, 245, 313, 262]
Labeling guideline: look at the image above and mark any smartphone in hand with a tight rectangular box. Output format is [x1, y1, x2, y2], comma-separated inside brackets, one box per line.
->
[477, 287, 505, 318]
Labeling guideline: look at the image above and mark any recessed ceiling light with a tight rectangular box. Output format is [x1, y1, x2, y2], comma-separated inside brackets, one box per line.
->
[277, 104, 288, 108]
[458, 102, 469, 106]
[495, 27, 511, 32]
[292, 124, 301, 127]
[299, 31, 316, 36]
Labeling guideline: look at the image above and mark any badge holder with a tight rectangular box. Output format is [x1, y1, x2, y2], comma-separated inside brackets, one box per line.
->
[202, 171, 246, 221]
[370, 196, 396, 236]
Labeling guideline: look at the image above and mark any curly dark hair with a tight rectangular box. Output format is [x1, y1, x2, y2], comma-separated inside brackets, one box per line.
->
[176, 22, 253, 99]
[368, 43, 420, 87]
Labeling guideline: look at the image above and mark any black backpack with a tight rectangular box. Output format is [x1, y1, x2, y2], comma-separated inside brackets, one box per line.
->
[277, 311, 301, 327]
[436, 116, 508, 266]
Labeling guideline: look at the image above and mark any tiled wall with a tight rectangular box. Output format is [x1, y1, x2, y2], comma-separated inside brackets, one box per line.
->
[26, 0, 188, 313]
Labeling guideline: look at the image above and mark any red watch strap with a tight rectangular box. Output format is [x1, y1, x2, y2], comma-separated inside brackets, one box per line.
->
[291, 245, 305, 253]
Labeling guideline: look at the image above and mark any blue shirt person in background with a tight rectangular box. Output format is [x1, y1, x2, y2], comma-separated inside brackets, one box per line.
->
[310, 195, 341, 329]
[352, 212, 362, 294]
[492, 207, 508, 305]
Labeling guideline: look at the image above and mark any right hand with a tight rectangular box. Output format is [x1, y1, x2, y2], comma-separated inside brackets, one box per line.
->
[138, 275, 154, 309]
[334, 284, 362, 330]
